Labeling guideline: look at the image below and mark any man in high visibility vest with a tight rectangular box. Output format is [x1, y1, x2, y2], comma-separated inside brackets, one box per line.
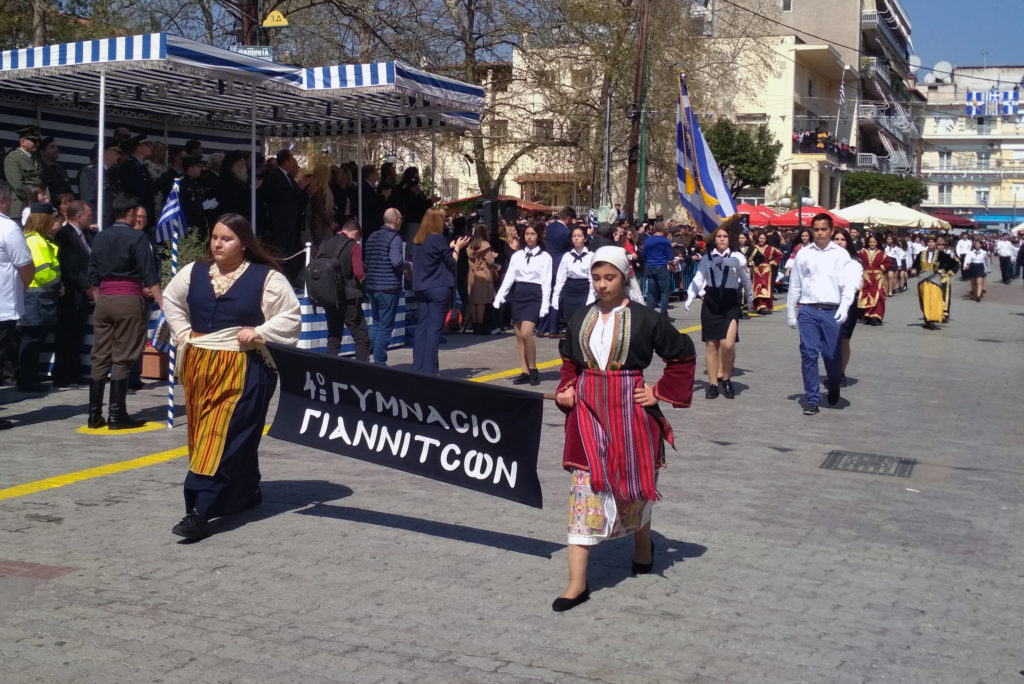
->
[17, 202, 62, 392]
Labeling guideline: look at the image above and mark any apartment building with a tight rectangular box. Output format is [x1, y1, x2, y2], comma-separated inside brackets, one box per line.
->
[703, 0, 919, 208]
[917, 66, 1024, 228]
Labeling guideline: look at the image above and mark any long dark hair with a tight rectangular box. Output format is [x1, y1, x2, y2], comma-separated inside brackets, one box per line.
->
[212, 213, 282, 271]
[832, 228, 858, 258]
[519, 220, 547, 250]
[469, 223, 490, 252]
[708, 226, 739, 252]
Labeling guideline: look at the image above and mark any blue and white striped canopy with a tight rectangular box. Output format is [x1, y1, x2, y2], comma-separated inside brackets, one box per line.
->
[0, 33, 482, 134]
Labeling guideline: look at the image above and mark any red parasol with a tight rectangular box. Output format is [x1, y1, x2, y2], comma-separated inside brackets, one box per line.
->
[735, 203, 776, 227]
[927, 210, 974, 228]
[769, 206, 850, 228]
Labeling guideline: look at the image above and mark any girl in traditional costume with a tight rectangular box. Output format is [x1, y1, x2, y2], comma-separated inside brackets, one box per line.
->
[737, 231, 755, 318]
[163, 214, 301, 541]
[552, 246, 696, 611]
[857, 234, 891, 325]
[751, 231, 782, 314]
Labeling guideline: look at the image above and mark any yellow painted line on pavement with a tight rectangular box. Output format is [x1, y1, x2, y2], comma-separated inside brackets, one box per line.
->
[0, 446, 188, 502]
[6, 303, 795, 499]
[77, 421, 167, 435]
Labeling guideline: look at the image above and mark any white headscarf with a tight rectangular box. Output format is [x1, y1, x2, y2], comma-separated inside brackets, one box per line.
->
[589, 246, 647, 305]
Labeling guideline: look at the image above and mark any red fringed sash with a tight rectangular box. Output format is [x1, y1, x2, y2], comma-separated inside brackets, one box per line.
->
[573, 368, 661, 502]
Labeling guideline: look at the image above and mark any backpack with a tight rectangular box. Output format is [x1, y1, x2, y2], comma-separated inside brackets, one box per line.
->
[302, 236, 353, 307]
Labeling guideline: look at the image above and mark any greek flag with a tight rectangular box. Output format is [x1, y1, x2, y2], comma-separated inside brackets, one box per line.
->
[838, 79, 846, 106]
[675, 73, 736, 233]
[150, 310, 172, 354]
[155, 180, 187, 244]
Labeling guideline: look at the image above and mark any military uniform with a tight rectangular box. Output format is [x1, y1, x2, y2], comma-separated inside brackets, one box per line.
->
[4, 147, 44, 218]
[119, 156, 155, 226]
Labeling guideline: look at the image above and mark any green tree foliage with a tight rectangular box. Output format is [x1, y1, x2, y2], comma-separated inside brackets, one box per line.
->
[840, 172, 928, 208]
[703, 118, 782, 194]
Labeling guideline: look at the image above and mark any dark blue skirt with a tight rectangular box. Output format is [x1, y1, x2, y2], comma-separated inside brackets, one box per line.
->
[964, 262, 986, 279]
[509, 282, 543, 324]
[559, 278, 590, 325]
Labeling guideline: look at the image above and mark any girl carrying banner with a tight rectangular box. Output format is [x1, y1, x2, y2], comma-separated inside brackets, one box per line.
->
[162, 213, 301, 541]
[552, 246, 696, 611]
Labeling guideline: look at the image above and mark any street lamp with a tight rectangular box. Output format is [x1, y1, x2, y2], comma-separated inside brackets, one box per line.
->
[777, 185, 815, 231]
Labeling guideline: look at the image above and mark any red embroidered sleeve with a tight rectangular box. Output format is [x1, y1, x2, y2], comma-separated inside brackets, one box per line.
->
[653, 356, 696, 408]
[557, 356, 582, 395]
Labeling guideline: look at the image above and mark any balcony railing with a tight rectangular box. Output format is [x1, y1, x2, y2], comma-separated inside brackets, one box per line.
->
[792, 132, 857, 166]
[856, 153, 891, 173]
[859, 103, 912, 144]
[860, 57, 891, 88]
[862, 10, 910, 61]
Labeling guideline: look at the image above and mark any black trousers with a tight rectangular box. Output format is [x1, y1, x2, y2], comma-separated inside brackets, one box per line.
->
[53, 295, 91, 384]
[0, 320, 19, 383]
[324, 298, 370, 362]
[17, 325, 52, 388]
[999, 256, 1013, 283]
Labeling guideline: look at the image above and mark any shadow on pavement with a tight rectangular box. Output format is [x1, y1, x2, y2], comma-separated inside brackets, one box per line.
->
[0, 401, 88, 426]
[296, 502, 564, 558]
[586, 532, 708, 592]
[205, 480, 354, 538]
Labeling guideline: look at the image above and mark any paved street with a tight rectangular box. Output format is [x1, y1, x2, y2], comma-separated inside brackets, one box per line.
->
[1, 277, 1023, 683]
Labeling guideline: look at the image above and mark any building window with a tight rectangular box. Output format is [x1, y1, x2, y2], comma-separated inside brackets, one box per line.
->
[571, 69, 590, 89]
[976, 188, 990, 206]
[807, 80, 814, 97]
[938, 151, 952, 169]
[938, 183, 952, 204]
[533, 119, 555, 140]
[442, 177, 459, 200]
[781, 0, 793, 11]
[490, 119, 509, 140]
[977, 151, 991, 169]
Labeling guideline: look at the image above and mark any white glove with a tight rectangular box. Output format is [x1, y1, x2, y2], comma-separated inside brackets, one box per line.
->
[202, 198, 220, 210]
[684, 299, 691, 312]
[787, 315, 797, 329]
[833, 309, 848, 325]
[492, 300, 502, 309]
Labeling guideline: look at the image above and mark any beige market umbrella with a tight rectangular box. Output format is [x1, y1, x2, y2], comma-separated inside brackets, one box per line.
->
[836, 199, 951, 229]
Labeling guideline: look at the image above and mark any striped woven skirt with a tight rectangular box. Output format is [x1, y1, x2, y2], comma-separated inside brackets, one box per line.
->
[181, 345, 277, 519]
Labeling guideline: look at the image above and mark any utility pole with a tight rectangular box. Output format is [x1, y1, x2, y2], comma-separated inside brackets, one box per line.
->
[602, 81, 612, 207]
[623, 0, 650, 223]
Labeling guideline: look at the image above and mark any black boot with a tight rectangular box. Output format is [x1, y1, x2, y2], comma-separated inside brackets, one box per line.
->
[87, 379, 107, 429]
[529, 368, 540, 386]
[107, 378, 147, 430]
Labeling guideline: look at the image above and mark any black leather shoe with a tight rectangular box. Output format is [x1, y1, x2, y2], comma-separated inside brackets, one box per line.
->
[529, 368, 540, 386]
[0, 419, 13, 430]
[721, 379, 735, 399]
[511, 372, 531, 385]
[632, 541, 655, 575]
[827, 386, 840, 407]
[171, 511, 210, 541]
[803, 403, 820, 415]
[552, 584, 590, 612]
[705, 384, 719, 400]
[839, 374, 848, 387]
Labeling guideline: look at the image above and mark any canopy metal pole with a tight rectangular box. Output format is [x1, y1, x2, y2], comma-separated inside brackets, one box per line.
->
[357, 104, 363, 229]
[430, 131, 436, 199]
[250, 88, 257, 234]
[97, 70, 106, 230]
[163, 118, 169, 146]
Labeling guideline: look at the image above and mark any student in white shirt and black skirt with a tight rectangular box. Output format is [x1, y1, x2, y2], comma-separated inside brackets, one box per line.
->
[685, 225, 753, 399]
[553, 225, 593, 327]
[493, 221, 552, 385]
[962, 239, 990, 301]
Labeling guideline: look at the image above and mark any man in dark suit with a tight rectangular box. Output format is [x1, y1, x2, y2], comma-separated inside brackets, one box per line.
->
[262, 149, 308, 282]
[52, 201, 96, 386]
[360, 164, 383, 239]
[118, 134, 155, 227]
[539, 206, 574, 337]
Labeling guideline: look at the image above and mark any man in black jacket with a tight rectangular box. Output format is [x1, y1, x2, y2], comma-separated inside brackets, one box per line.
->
[263, 149, 308, 282]
[52, 201, 96, 386]
[118, 134, 155, 227]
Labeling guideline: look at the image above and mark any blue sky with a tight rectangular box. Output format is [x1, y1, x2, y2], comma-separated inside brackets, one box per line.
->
[902, 0, 1024, 72]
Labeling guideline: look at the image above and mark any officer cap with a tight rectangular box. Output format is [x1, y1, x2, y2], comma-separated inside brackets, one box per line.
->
[17, 126, 42, 143]
[29, 202, 56, 215]
[128, 133, 153, 149]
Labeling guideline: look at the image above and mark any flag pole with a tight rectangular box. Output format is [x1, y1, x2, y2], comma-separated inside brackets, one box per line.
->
[166, 186, 179, 430]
